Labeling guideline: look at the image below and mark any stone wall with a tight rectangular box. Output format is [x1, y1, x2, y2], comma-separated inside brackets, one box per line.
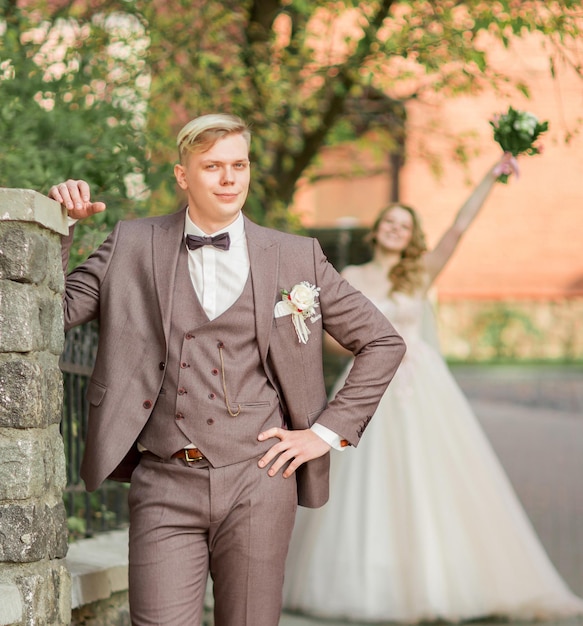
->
[436, 298, 583, 361]
[0, 189, 71, 625]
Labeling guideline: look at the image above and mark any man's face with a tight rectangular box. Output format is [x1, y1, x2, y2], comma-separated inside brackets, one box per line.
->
[174, 133, 251, 233]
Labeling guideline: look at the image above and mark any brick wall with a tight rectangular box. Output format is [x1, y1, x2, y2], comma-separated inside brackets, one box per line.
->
[294, 32, 583, 301]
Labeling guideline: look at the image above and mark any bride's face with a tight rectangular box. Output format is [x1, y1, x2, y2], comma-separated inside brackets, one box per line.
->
[375, 206, 414, 253]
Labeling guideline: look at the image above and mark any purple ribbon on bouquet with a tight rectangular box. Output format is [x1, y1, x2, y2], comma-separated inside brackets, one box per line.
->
[493, 152, 520, 179]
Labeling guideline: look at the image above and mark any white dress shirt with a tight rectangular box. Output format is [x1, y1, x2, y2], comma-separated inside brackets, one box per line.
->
[185, 211, 249, 320]
[184, 210, 344, 451]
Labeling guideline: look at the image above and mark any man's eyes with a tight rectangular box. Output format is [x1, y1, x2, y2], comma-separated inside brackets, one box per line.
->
[204, 162, 248, 170]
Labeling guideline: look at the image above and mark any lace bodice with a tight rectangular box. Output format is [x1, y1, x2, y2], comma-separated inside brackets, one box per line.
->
[342, 264, 427, 344]
[368, 292, 425, 343]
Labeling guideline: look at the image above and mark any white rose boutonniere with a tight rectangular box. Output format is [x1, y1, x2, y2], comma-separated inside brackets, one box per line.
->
[274, 281, 321, 344]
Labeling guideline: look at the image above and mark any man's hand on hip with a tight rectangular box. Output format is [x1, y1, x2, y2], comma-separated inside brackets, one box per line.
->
[257, 428, 331, 478]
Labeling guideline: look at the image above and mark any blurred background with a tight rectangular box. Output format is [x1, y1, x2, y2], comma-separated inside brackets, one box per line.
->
[2, 4, 582, 624]
[2, 0, 582, 538]
[2, 0, 582, 363]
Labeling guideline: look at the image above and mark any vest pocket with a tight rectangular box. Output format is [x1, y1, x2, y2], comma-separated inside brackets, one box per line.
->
[234, 401, 272, 408]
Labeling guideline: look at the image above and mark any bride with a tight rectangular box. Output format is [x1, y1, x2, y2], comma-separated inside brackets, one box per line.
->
[283, 153, 583, 623]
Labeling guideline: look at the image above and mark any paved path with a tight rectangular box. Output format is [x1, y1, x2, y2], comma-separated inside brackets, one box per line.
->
[280, 365, 583, 626]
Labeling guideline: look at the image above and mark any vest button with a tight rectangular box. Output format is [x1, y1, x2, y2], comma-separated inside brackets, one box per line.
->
[185, 333, 194, 340]
[217, 341, 224, 348]
[159, 362, 165, 370]
[180, 362, 189, 369]
[207, 418, 214, 425]
[175, 412, 184, 420]
[208, 393, 216, 400]
[178, 387, 187, 395]
[143, 400, 152, 409]
[211, 368, 219, 376]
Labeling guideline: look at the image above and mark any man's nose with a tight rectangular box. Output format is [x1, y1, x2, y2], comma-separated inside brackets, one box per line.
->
[221, 166, 235, 184]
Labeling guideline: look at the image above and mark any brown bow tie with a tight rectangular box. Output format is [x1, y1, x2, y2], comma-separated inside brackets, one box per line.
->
[185, 232, 231, 251]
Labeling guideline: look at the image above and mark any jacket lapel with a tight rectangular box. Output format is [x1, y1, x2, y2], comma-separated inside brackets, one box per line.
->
[151, 213, 279, 363]
[152, 208, 186, 342]
[245, 217, 279, 366]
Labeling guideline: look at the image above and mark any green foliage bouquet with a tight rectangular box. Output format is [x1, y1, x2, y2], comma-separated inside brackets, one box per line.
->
[490, 107, 549, 182]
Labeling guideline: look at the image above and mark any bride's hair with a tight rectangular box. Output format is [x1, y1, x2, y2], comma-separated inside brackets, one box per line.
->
[367, 203, 428, 295]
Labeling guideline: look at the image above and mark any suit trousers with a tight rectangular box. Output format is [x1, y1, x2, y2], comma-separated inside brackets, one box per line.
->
[128, 452, 298, 626]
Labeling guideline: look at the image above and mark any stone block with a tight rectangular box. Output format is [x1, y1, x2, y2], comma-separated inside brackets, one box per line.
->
[50, 560, 72, 626]
[42, 354, 65, 427]
[0, 428, 67, 502]
[48, 425, 67, 494]
[0, 582, 22, 626]
[0, 556, 71, 624]
[0, 188, 68, 236]
[66, 530, 129, 610]
[47, 501, 68, 560]
[0, 503, 50, 563]
[0, 281, 38, 353]
[13, 562, 71, 626]
[71, 591, 130, 626]
[0, 354, 63, 429]
[46, 235, 65, 294]
[0, 356, 44, 428]
[0, 500, 69, 564]
[0, 431, 47, 501]
[0, 222, 49, 284]
[38, 292, 65, 355]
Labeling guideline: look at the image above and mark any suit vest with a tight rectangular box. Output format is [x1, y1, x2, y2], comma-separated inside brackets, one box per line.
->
[138, 245, 282, 465]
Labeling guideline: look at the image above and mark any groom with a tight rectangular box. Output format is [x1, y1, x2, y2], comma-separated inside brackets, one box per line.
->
[50, 113, 406, 626]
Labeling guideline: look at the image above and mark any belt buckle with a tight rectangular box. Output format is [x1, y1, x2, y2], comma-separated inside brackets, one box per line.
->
[184, 448, 204, 462]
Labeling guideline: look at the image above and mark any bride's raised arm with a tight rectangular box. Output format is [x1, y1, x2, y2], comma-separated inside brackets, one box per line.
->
[423, 152, 515, 286]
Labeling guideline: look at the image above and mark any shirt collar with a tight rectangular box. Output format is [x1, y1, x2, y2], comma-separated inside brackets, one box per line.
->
[184, 209, 245, 241]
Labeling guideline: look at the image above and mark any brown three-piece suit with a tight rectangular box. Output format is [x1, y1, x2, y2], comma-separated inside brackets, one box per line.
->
[62, 207, 405, 625]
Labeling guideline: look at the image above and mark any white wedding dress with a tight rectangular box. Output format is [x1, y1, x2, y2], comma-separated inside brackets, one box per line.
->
[283, 269, 583, 623]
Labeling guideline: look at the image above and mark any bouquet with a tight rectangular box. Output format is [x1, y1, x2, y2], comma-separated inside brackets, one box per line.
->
[489, 106, 549, 183]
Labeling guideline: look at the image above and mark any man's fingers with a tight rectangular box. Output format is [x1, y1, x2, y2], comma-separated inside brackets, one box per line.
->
[257, 428, 331, 478]
[66, 203, 106, 220]
[257, 439, 285, 469]
[257, 427, 284, 442]
[90, 201, 107, 214]
[259, 445, 297, 478]
[48, 180, 106, 219]
[257, 428, 291, 473]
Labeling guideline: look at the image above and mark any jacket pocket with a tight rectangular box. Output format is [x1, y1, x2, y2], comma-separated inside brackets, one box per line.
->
[86, 380, 107, 407]
[307, 404, 327, 426]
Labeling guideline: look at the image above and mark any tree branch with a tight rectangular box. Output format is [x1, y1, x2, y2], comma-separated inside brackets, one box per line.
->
[241, 0, 284, 116]
[247, 0, 282, 39]
[275, 0, 397, 204]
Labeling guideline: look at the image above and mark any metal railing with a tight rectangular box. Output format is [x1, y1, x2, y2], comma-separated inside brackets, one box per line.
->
[60, 323, 129, 539]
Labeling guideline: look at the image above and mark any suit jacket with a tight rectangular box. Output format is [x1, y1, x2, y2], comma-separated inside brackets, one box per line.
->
[62, 209, 406, 507]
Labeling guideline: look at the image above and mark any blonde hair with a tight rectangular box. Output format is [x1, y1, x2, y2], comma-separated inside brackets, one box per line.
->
[176, 113, 251, 163]
[369, 203, 428, 295]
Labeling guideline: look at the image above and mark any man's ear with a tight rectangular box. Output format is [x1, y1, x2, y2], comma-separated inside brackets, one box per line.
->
[174, 163, 187, 190]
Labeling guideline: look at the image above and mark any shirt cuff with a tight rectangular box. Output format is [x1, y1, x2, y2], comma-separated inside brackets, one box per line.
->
[67, 216, 78, 227]
[310, 423, 348, 451]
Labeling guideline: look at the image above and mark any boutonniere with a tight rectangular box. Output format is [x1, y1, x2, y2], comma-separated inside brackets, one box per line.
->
[274, 281, 321, 344]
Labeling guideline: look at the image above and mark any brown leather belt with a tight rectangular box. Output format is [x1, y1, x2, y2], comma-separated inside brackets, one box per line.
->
[142, 448, 206, 463]
[172, 448, 205, 462]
